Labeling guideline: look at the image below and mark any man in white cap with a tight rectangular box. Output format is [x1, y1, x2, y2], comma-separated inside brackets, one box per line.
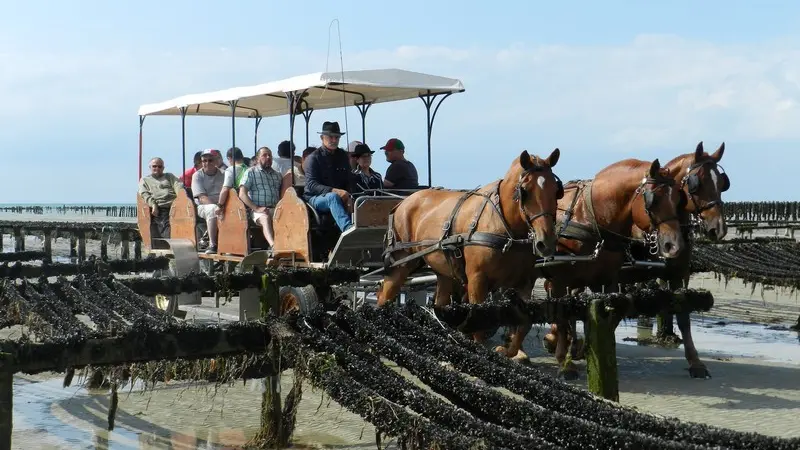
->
[191, 149, 225, 254]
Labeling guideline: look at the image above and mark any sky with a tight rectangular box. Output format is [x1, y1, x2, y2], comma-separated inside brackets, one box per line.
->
[1, 0, 799, 203]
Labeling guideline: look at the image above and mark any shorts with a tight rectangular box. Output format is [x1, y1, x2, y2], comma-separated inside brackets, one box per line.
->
[252, 208, 274, 224]
[197, 203, 220, 220]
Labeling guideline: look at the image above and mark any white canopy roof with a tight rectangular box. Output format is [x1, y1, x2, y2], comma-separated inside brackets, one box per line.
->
[137, 68, 465, 118]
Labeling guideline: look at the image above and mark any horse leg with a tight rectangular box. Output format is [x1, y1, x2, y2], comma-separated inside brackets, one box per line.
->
[465, 272, 490, 343]
[494, 288, 532, 362]
[377, 263, 414, 307]
[433, 275, 454, 307]
[671, 276, 711, 378]
[550, 281, 579, 380]
[655, 277, 681, 344]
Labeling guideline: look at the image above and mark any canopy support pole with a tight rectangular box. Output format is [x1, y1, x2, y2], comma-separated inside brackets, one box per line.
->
[302, 109, 313, 149]
[254, 116, 263, 156]
[355, 102, 372, 143]
[285, 92, 299, 187]
[229, 100, 239, 186]
[179, 107, 188, 177]
[138, 116, 146, 181]
[420, 91, 453, 188]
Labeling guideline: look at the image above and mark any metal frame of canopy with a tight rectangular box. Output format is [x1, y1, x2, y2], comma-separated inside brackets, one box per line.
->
[137, 68, 466, 188]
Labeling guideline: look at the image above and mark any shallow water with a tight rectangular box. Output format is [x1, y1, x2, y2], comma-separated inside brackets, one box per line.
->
[613, 316, 800, 365]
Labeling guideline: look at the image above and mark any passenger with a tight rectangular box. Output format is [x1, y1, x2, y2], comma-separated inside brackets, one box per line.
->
[191, 150, 225, 254]
[274, 141, 295, 175]
[239, 147, 283, 248]
[346, 140, 362, 170]
[216, 146, 248, 215]
[381, 138, 419, 190]
[303, 122, 354, 232]
[210, 149, 228, 171]
[280, 146, 316, 197]
[350, 143, 384, 196]
[138, 157, 184, 239]
[180, 151, 202, 186]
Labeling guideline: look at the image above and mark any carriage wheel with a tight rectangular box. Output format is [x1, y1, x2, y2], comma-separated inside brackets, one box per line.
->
[278, 285, 319, 315]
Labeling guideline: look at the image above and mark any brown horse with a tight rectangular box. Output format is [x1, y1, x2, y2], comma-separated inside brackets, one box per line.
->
[377, 149, 563, 356]
[617, 141, 729, 378]
[533, 158, 687, 379]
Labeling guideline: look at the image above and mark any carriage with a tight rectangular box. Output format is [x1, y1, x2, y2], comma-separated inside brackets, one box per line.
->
[135, 68, 467, 315]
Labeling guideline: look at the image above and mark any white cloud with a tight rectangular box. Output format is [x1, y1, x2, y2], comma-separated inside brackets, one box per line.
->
[4, 34, 800, 151]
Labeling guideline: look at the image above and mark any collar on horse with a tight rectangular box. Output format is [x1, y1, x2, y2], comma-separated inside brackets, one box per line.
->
[556, 174, 677, 254]
[382, 164, 559, 280]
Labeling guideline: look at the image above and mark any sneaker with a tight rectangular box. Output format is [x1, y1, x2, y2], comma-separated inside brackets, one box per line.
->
[205, 245, 218, 254]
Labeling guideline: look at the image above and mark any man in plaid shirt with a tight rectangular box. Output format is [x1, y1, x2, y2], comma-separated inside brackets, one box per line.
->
[238, 147, 283, 247]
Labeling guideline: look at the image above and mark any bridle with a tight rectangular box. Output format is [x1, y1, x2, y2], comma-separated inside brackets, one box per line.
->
[680, 159, 729, 216]
[633, 174, 682, 254]
[511, 165, 564, 239]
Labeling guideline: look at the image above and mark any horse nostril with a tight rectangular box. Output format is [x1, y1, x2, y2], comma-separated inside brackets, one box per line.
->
[706, 228, 718, 241]
[664, 241, 674, 254]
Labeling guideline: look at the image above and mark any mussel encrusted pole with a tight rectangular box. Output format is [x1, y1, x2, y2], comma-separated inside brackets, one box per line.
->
[0, 353, 11, 449]
[248, 273, 290, 448]
[585, 299, 619, 401]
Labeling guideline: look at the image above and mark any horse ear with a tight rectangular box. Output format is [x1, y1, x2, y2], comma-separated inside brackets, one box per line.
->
[649, 159, 661, 177]
[711, 142, 725, 162]
[694, 141, 704, 161]
[519, 150, 533, 171]
[546, 148, 560, 168]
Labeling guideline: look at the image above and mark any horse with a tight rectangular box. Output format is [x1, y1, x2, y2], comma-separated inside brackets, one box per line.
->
[616, 141, 729, 378]
[530, 157, 688, 379]
[377, 149, 563, 356]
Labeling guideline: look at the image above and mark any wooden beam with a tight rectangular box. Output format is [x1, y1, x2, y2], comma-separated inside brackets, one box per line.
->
[585, 299, 619, 401]
[5, 321, 290, 375]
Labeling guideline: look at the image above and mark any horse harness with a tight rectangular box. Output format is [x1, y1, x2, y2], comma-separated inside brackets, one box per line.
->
[681, 159, 729, 215]
[383, 165, 562, 284]
[555, 174, 679, 258]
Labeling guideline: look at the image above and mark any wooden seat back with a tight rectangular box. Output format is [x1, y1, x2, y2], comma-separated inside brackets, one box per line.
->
[217, 192, 250, 256]
[169, 188, 198, 248]
[136, 193, 153, 250]
[353, 196, 403, 228]
[272, 187, 312, 263]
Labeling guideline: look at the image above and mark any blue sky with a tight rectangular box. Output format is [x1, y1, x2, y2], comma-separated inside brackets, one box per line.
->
[1, 1, 799, 202]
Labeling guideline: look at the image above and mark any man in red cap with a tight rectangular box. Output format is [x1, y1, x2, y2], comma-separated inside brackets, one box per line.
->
[381, 138, 418, 190]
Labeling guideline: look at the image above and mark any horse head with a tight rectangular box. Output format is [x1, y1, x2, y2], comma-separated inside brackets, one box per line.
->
[508, 148, 563, 257]
[631, 159, 685, 259]
[675, 141, 729, 241]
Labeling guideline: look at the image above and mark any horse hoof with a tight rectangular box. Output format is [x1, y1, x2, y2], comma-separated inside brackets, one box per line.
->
[687, 366, 711, 379]
[494, 345, 507, 354]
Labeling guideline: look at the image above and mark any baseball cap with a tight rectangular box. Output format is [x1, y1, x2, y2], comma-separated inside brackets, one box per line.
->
[380, 138, 405, 152]
[201, 149, 216, 157]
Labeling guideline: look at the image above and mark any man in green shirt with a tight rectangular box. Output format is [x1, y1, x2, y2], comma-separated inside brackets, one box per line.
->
[137, 157, 184, 239]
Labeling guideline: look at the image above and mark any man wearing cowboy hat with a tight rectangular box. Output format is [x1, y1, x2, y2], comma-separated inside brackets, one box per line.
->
[302, 121, 354, 232]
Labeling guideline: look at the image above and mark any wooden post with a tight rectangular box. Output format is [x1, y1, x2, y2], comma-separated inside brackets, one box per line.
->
[0, 355, 12, 449]
[69, 236, 77, 259]
[120, 231, 130, 260]
[13, 227, 23, 252]
[134, 240, 142, 260]
[585, 299, 619, 402]
[100, 233, 108, 260]
[253, 274, 285, 447]
[77, 231, 87, 262]
[43, 230, 52, 261]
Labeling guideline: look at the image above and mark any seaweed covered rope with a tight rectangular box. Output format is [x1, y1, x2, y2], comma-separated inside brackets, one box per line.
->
[383, 165, 563, 277]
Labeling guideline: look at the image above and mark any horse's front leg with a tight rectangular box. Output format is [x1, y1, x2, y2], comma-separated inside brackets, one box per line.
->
[549, 281, 579, 380]
[672, 277, 711, 378]
[465, 271, 489, 343]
